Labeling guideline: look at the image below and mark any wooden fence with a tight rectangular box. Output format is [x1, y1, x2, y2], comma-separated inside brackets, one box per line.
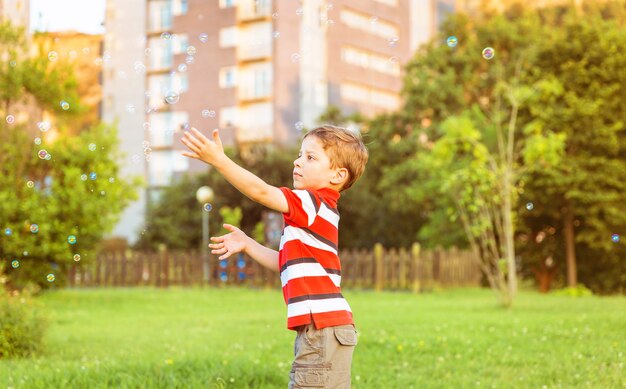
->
[67, 243, 482, 292]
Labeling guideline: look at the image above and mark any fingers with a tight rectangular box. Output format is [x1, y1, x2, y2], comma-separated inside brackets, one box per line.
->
[210, 236, 224, 242]
[182, 131, 204, 151]
[190, 127, 210, 144]
[181, 151, 200, 159]
[218, 251, 233, 260]
[223, 223, 238, 232]
[212, 128, 223, 149]
[211, 247, 227, 255]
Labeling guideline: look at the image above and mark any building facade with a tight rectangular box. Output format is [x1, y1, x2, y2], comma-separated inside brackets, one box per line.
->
[105, 0, 457, 244]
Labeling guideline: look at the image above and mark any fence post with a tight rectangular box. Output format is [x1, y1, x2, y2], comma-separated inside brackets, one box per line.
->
[374, 243, 384, 292]
[411, 242, 421, 293]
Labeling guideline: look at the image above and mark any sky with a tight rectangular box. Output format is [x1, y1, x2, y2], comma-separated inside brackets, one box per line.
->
[30, 0, 106, 34]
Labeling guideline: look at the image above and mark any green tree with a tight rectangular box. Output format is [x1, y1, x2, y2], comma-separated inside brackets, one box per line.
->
[380, 2, 626, 296]
[0, 22, 139, 290]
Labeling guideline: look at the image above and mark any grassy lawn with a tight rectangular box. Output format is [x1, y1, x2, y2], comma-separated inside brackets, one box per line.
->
[1, 287, 624, 388]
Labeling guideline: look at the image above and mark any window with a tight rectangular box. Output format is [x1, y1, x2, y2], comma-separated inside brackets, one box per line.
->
[148, 0, 172, 32]
[148, 36, 172, 70]
[219, 26, 237, 47]
[219, 67, 237, 88]
[173, 0, 188, 15]
[172, 34, 189, 55]
[148, 151, 175, 187]
[148, 152, 188, 187]
[148, 111, 189, 147]
[341, 45, 400, 76]
[340, 82, 400, 110]
[219, 106, 238, 127]
[340, 9, 398, 39]
[219, 0, 236, 8]
[239, 63, 272, 100]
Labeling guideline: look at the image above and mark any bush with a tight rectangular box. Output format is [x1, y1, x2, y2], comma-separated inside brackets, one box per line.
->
[552, 285, 594, 297]
[0, 266, 48, 359]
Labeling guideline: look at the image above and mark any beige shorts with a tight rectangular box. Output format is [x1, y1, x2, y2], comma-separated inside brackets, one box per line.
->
[288, 323, 358, 388]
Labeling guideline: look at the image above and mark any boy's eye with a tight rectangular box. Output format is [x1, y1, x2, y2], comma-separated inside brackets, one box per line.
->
[308, 155, 314, 160]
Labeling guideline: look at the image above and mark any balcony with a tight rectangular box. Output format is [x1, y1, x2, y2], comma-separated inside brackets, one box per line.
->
[237, 0, 272, 23]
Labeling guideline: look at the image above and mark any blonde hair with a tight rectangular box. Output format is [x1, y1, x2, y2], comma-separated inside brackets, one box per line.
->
[303, 125, 369, 192]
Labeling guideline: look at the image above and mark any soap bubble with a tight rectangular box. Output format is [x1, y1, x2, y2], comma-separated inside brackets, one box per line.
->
[199, 33, 208, 43]
[178, 63, 188, 72]
[272, 12, 279, 19]
[68, 235, 77, 244]
[4, 228, 12, 236]
[161, 32, 171, 40]
[6, 115, 14, 124]
[80, 174, 88, 181]
[526, 202, 534, 211]
[185, 55, 195, 64]
[11, 260, 19, 268]
[203, 203, 212, 212]
[73, 254, 81, 262]
[27, 181, 34, 188]
[45, 154, 52, 160]
[134, 61, 146, 74]
[38, 150, 48, 159]
[88, 143, 96, 151]
[48, 51, 58, 61]
[186, 46, 196, 56]
[388, 37, 399, 47]
[612, 234, 620, 243]
[30, 224, 39, 234]
[447, 36, 458, 47]
[109, 177, 115, 183]
[295, 121, 304, 131]
[291, 53, 301, 63]
[60, 101, 70, 110]
[482, 47, 495, 60]
[273, 31, 280, 39]
[47, 273, 56, 282]
[38, 121, 51, 132]
[89, 172, 97, 180]
[126, 104, 136, 113]
[34, 137, 42, 145]
[369, 16, 378, 24]
[165, 91, 180, 104]
[296, 8, 303, 16]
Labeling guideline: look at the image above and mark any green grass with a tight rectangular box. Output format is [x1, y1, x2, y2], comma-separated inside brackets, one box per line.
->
[1, 287, 624, 388]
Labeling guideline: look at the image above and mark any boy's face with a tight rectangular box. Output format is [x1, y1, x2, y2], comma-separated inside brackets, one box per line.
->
[293, 136, 346, 191]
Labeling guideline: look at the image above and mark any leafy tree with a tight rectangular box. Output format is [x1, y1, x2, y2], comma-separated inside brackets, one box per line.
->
[0, 22, 138, 290]
[380, 2, 626, 296]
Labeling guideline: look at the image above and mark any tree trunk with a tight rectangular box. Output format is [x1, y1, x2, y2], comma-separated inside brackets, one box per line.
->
[563, 199, 577, 287]
[503, 168, 517, 302]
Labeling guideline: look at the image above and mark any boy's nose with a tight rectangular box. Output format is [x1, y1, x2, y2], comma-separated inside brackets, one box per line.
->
[293, 159, 301, 167]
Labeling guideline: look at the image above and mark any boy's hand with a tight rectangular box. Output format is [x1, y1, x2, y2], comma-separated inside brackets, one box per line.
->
[208, 224, 248, 260]
[181, 128, 225, 166]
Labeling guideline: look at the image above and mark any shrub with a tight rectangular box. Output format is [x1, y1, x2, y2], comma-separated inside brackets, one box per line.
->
[552, 284, 594, 297]
[0, 265, 48, 359]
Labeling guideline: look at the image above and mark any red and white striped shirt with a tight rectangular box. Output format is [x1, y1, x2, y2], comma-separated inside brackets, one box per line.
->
[278, 187, 354, 330]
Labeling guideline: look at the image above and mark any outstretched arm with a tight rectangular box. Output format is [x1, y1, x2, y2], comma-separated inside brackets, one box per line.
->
[181, 128, 289, 214]
[210, 224, 279, 272]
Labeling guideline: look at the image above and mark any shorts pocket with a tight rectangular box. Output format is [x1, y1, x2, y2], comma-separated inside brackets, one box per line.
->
[293, 364, 330, 387]
[333, 327, 358, 346]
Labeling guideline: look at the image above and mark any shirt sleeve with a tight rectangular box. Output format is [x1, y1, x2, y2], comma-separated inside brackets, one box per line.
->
[279, 187, 319, 227]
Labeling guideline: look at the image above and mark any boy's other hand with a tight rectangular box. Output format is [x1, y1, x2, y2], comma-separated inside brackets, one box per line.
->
[181, 128, 225, 166]
[209, 224, 248, 260]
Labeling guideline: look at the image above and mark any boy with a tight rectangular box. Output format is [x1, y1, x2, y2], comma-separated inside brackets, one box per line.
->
[181, 124, 368, 388]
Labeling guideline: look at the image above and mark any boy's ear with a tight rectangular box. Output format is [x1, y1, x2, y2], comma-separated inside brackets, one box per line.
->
[331, 168, 349, 186]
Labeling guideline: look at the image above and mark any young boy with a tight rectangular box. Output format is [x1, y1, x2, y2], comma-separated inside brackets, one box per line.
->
[181, 124, 368, 388]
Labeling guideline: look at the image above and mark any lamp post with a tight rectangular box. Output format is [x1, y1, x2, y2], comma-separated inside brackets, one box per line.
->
[196, 186, 214, 284]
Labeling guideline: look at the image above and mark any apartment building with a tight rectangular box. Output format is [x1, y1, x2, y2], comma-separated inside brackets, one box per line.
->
[105, 0, 457, 243]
